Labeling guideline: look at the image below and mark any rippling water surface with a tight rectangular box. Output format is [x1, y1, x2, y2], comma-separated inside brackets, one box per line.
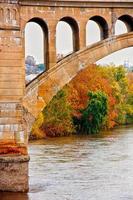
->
[1, 126, 133, 200]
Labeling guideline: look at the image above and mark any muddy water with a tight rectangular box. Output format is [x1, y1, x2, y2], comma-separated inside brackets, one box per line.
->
[0, 126, 133, 200]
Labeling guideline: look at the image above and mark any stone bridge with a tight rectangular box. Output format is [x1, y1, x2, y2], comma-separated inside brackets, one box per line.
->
[0, 0, 133, 192]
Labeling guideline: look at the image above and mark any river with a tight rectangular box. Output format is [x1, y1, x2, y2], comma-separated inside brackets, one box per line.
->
[0, 126, 133, 200]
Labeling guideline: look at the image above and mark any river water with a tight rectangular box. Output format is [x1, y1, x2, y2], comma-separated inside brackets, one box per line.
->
[1, 126, 133, 200]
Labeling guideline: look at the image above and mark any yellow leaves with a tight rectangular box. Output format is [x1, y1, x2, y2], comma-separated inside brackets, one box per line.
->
[31, 112, 45, 139]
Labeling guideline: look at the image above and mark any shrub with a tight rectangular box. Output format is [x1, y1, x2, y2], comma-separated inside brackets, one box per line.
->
[41, 89, 75, 137]
[76, 91, 108, 134]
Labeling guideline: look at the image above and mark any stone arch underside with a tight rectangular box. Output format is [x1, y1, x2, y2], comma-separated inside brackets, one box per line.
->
[57, 16, 80, 53]
[88, 15, 109, 40]
[25, 17, 49, 70]
[23, 32, 133, 131]
[117, 15, 133, 32]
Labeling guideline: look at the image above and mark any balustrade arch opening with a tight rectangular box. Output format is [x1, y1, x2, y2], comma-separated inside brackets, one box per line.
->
[115, 15, 133, 35]
[86, 15, 109, 45]
[25, 18, 49, 83]
[56, 16, 79, 60]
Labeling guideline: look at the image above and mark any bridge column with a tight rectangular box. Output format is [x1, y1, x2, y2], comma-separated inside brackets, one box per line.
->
[0, 7, 29, 191]
[48, 22, 57, 68]
[109, 8, 117, 37]
[79, 20, 86, 49]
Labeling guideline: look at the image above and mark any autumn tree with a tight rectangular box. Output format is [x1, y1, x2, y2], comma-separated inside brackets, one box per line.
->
[41, 89, 75, 137]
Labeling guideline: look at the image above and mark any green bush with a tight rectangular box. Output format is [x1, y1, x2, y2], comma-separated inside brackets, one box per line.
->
[77, 91, 108, 134]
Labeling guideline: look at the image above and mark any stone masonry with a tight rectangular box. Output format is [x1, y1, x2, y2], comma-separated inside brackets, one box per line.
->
[0, 0, 132, 192]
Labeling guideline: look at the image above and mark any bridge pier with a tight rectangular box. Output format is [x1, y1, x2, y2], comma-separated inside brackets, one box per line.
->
[0, 3, 29, 192]
[0, 155, 30, 192]
[0, 102, 29, 192]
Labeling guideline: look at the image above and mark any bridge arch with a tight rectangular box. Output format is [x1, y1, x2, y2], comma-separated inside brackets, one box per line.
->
[86, 15, 109, 45]
[25, 17, 49, 71]
[1, 0, 133, 193]
[56, 16, 79, 58]
[115, 15, 133, 35]
[23, 32, 133, 130]
[118, 15, 133, 32]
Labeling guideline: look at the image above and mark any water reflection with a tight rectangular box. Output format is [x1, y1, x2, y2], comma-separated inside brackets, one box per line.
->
[0, 126, 133, 200]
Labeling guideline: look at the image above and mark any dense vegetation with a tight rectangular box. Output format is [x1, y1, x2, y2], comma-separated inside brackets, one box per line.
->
[76, 91, 108, 134]
[31, 64, 133, 138]
[42, 90, 75, 137]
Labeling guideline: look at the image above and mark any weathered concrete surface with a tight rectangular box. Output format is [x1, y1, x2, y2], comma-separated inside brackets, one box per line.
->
[0, 155, 30, 192]
[0, 103, 28, 155]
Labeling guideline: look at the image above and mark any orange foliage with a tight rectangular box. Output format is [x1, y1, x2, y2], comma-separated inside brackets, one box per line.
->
[128, 72, 133, 91]
[128, 72, 133, 82]
[67, 64, 118, 128]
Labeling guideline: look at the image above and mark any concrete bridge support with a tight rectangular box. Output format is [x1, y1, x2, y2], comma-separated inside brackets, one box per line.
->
[0, 103, 29, 192]
[0, 155, 30, 192]
[0, 5, 29, 191]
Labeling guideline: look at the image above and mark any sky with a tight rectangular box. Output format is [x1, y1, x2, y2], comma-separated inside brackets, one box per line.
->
[25, 20, 133, 66]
